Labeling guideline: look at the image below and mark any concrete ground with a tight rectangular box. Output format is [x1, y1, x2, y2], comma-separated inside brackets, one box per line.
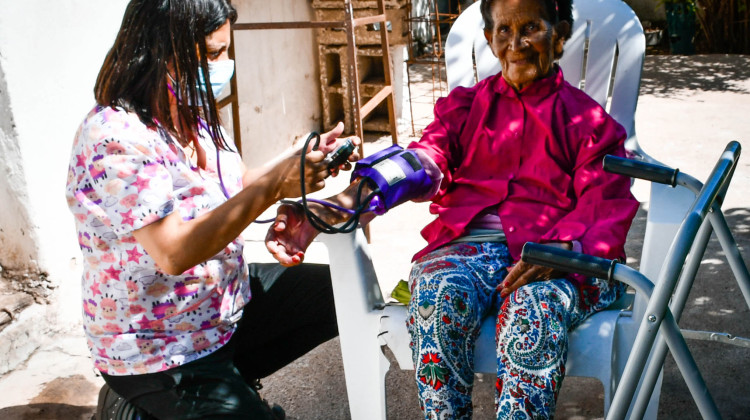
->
[1, 54, 749, 419]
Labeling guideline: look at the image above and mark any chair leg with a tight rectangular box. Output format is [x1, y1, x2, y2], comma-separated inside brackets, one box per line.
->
[321, 230, 390, 419]
[338, 329, 390, 420]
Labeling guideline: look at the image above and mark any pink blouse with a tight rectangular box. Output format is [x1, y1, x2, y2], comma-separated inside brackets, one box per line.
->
[408, 68, 639, 280]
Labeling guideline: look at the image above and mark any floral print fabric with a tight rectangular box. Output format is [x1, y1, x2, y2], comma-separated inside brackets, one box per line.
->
[407, 241, 625, 419]
[66, 105, 247, 375]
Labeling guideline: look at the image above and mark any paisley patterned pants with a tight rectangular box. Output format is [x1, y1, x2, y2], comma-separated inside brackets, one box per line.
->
[406, 242, 625, 419]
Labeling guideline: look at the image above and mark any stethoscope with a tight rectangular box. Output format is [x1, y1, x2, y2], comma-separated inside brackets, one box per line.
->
[197, 118, 232, 200]
[165, 81, 232, 200]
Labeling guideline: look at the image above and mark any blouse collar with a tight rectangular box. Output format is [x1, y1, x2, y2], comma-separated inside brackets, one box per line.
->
[492, 64, 564, 99]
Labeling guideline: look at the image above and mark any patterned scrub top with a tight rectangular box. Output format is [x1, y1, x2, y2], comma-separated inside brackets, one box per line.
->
[65, 105, 248, 375]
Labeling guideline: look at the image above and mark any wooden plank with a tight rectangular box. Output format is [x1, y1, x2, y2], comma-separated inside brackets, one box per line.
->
[360, 85, 393, 118]
[351, 14, 386, 28]
[217, 93, 235, 109]
[233, 21, 345, 31]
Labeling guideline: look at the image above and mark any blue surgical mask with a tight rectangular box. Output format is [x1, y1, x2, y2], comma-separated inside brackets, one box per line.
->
[198, 59, 235, 98]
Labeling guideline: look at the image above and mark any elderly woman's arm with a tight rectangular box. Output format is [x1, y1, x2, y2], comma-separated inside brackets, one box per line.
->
[405, 85, 476, 193]
[500, 109, 639, 296]
[538, 114, 639, 262]
[265, 150, 442, 266]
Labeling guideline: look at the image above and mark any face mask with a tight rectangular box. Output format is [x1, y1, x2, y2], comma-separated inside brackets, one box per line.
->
[198, 59, 235, 98]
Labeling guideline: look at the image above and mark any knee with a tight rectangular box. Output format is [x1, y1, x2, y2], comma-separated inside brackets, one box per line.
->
[497, 284, 573, 349]
[409, 279, 478, 318]
[502, 281, 572, 316]
[407, 282, 484, 350]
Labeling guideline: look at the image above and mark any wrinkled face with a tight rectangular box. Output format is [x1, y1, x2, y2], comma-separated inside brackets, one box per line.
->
[483, 0, 568, 91]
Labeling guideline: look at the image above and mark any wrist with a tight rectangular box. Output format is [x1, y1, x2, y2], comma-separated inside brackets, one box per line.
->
[304, 200, 349, 226]
[305, 179, 376, 225]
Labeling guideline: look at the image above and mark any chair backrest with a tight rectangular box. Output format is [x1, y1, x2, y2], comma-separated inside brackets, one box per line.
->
[445, 0, 646, 156]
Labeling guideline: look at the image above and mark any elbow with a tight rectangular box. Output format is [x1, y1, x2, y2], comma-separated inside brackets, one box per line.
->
[154, 254, 191, 276]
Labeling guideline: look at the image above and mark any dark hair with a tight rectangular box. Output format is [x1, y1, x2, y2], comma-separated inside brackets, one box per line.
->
[95, 0, 238, 150]
[480, 0, 573, 38]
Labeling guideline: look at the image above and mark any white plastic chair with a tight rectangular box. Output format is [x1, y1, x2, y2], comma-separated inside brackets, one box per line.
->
[320, 1, 689, 418]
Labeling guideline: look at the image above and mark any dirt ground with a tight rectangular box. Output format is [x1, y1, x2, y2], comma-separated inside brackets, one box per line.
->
[0, 54, 748, 419]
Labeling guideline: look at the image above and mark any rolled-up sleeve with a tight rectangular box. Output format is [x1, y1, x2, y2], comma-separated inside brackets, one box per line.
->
[80, 132, 176, 237]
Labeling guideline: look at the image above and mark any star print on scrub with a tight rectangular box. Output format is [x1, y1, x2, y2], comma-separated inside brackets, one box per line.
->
[66, 105, 247, 376]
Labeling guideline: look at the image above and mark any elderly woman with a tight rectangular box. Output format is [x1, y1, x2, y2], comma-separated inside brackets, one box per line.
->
[66, 1, 359, 418]
[266, 0, 639, 418]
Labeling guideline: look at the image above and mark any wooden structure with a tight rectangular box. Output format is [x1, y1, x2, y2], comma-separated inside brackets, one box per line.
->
[227, 0, 400, 158]
[314, 0, 408, 137]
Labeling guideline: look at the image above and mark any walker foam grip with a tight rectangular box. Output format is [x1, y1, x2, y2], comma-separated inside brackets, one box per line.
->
[351, 145, 433, 215]
[521, 242, 617, 280]
[603, 155, 679, 187]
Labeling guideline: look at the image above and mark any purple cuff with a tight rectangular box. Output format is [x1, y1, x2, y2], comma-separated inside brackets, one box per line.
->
[410, 149, 443, 202]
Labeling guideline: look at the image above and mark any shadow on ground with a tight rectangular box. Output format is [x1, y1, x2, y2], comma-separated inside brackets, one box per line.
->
[640, 55, 750, 97]
[0, 404, 94, 420]
[659, 207, 750, 419]
[0, 375, 98, 420]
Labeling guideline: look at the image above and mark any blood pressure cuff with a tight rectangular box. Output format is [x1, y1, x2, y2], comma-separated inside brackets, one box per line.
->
[350, 145, 434, 215]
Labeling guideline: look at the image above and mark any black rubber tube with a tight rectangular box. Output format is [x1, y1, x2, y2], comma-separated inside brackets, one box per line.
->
[521, 243, 617, 280]
[603, 155, 679, 186]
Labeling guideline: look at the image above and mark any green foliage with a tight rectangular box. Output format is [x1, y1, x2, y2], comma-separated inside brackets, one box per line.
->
[390, 279, 412, 305]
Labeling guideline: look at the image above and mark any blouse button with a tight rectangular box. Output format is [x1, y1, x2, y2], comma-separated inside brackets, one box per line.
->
[508, 226, 515, 233]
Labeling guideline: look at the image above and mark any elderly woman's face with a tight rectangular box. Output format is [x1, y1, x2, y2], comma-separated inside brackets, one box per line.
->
[483, 0, 568, 91]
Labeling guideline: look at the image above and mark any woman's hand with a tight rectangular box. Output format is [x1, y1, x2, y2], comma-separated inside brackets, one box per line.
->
[271, 147, 328, 200]
[499, 242, 572, 298]
[269, 122, 361, 200]
[315, 122, 361, 177]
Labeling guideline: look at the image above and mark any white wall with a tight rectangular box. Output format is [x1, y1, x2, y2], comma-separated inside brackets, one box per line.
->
[0, 0, 130, 327]
[0, 64, 36, 270]
[232, 0, 322, 169]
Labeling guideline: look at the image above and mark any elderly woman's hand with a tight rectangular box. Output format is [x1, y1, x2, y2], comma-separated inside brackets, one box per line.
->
[265, 202, 318, 266]
[499, 242, 573, 298]
[265, 172, 377, 266]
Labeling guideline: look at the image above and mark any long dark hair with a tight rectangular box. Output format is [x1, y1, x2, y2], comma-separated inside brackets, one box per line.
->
[95, 0, 237, 150]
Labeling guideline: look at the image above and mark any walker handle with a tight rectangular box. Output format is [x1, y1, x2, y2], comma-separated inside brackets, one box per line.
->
[603, 155, 679, 187]
[521, 243, 617, 281]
